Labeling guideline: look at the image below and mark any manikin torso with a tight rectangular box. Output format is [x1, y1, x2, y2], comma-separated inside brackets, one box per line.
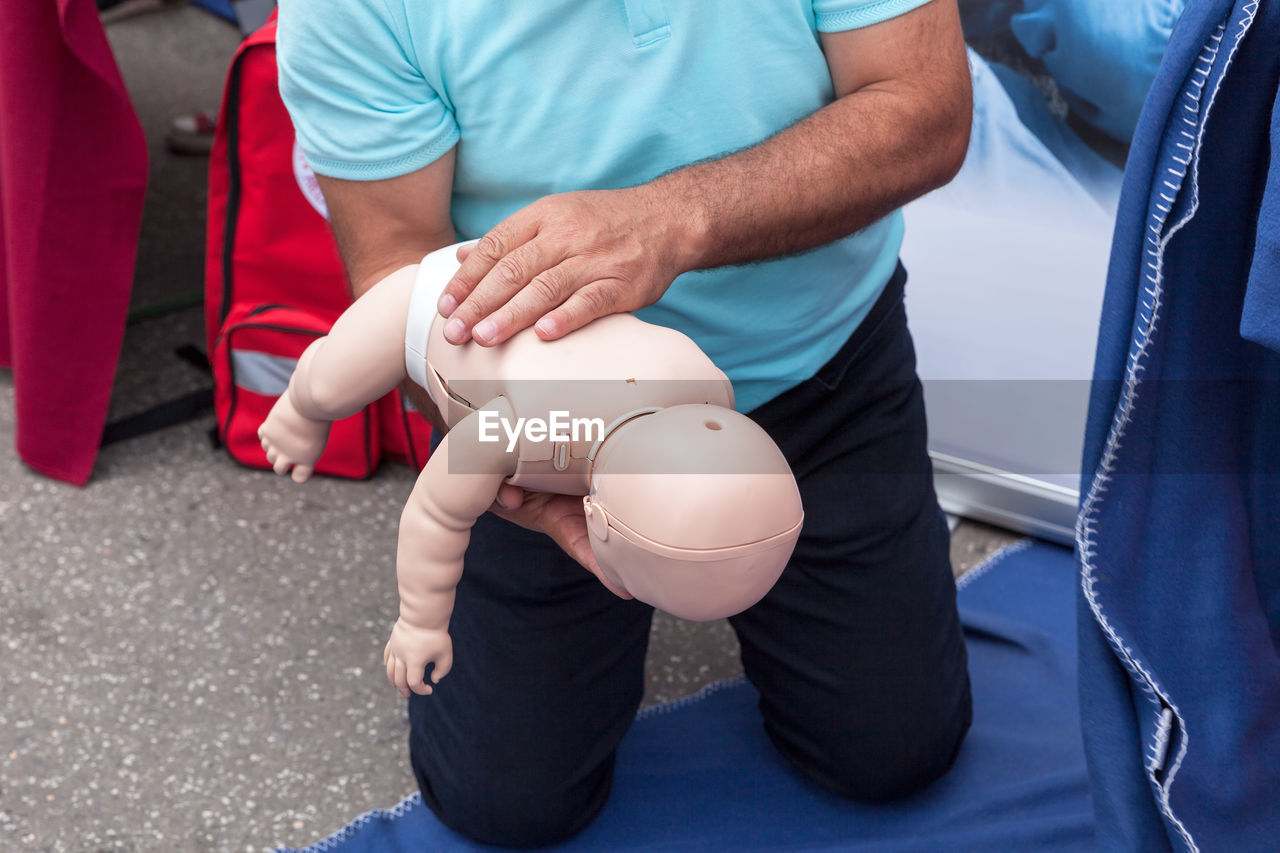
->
[420, 312, 735, 494]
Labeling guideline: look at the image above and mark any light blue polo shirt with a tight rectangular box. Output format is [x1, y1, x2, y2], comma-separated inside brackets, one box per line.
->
[277, 0, 933, 412]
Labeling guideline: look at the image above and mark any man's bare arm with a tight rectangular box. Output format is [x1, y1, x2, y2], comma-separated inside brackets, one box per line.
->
[435, 0, 971, 346]
[671, 1, 971, 269]
[315, 148, 458, 429]
[317, 148, 458, 297]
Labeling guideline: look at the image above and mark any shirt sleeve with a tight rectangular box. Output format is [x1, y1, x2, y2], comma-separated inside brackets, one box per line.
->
[276, 0, 459, 180]
[812, 0, 936, 32]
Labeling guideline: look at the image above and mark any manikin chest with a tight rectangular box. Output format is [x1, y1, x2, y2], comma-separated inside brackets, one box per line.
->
[420, 313, 734, 494]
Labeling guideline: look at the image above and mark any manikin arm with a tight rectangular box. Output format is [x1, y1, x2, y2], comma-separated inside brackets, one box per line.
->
[257, 265, 419, 481]
[384, 396, 518, 697]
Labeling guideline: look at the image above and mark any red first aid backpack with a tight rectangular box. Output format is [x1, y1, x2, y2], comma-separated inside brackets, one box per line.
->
[205, 14, 431, 477]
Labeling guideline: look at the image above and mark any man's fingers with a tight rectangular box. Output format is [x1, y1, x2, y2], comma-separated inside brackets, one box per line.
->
[540, 496, 633, 598]
[544, 506, 595, 571]
[487, 491, 632, 599]
[535, 282, 622, 341]
[470, 260, 589, 347]
[544, 503, 631, 599]
[443, 227, 516, 304]
[591, 567, 634, 600]
[444, 238, 570, 345]
[494, 483, 525, 512]
[566, 530, 632, 600]
[454, 240, 479, 264]
[438, 218, 539, 321]
[442, 238, 483, 314]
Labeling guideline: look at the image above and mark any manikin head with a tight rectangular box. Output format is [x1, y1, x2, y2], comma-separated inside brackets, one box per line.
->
[582, 405, 803, 621]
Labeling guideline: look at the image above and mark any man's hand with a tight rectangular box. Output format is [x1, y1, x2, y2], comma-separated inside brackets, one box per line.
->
[489, 483, 633, 600]
[435, 187, 697, 347]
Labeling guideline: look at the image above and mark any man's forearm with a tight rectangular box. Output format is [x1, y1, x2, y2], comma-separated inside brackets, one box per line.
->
[433, 1, 971, 346]
[652, 76, 970, 275]
[314, 153, 459, 299]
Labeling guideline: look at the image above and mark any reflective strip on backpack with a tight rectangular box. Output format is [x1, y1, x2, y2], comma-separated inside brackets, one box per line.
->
[232, 349, 296, 397]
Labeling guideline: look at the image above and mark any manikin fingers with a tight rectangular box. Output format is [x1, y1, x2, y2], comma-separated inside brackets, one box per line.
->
[431, 653, 452, 683]
[393, 658, 409, 698]
[291, 465, 313, 484]
[407, 665, 432, 696]
[405, 660, 424, 694]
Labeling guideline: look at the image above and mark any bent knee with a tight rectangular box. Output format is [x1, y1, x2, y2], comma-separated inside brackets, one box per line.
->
[825, 730, 967, 803]
[772, 686, 973, 803]
[441, 797, 591, 848]
[415, 757, 613, 848]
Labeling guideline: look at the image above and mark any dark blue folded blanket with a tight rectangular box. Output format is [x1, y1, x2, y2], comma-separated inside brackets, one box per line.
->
[280, 541, 1094, 852]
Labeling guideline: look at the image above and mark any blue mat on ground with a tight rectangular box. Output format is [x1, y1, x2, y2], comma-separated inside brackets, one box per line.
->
[280, 541, 1094, 852]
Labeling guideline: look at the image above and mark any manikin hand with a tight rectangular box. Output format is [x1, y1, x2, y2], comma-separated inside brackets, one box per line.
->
[434, 187, 693, 347]
[257, 393, 332, 483]
[384, 618, 453, 697]
[490, 484, 633, 600]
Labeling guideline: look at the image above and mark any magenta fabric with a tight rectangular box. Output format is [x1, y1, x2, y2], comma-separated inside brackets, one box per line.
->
[0, 0, 146, 485]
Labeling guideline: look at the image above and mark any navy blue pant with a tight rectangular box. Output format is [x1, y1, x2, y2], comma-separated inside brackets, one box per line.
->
[409, 265, 971, 847]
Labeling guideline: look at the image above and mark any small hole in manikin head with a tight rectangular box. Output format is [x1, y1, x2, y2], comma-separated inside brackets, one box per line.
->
[705, 420, 722, 431]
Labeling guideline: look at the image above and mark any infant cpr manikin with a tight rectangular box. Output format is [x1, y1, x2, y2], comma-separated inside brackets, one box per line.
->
[258, 243, 803, 696]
